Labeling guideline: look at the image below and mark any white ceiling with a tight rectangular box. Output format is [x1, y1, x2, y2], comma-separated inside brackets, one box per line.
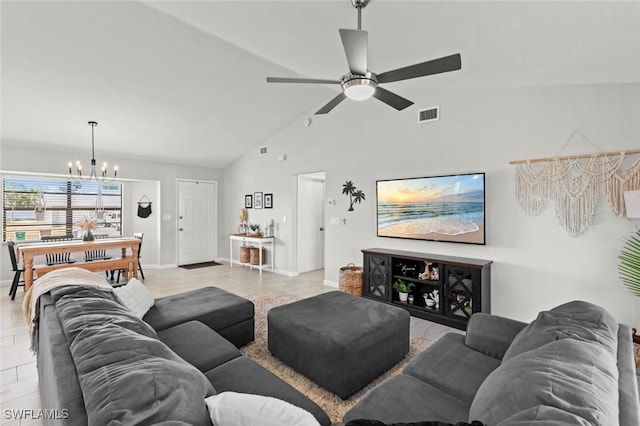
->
[2, 1, 639, 169]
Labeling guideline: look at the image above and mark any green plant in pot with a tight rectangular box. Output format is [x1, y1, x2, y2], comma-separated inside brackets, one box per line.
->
[393, 279, 415, 302]
[618, 228, 640, 297]
[248, 223, 261, 237]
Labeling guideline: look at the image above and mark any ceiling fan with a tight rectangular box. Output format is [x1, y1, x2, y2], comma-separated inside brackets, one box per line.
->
[266, 0, 462, 115]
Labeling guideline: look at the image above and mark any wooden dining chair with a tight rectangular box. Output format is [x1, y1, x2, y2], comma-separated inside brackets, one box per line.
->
[8, 241, 26, 300]
[85, 234, 112, 262]
[116, 233, 145, 283]
[41, 235, 76, 266]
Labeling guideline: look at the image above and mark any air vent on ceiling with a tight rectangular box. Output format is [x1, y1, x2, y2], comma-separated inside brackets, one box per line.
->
[258, 146, 268, 156]
[417, 106, 439, 124]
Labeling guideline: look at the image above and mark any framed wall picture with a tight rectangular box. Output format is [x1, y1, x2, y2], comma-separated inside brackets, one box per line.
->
[254, 192, 263, 209]
[264, 193, 273, 209]
[245, 194, 253, 209]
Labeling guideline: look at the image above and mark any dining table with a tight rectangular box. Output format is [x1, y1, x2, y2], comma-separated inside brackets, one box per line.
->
[17, 237, 141, 291]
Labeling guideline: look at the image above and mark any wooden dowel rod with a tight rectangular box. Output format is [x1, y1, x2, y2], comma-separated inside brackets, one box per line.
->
[509, 149, 640, 165]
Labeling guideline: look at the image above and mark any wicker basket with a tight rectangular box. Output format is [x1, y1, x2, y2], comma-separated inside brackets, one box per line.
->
[249, 247, 266, 265]
[239, 246, 251, 263]
[339, 263, 363, 296]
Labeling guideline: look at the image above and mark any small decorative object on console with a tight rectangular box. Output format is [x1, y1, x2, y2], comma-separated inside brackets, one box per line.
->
[419, 261, 433, 280]
[247, 223, 261, 237]
[393, 279, 415, 303]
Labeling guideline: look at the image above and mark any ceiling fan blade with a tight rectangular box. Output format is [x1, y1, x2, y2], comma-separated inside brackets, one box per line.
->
[372, 87, 414, 111]
[377, 53, 462, 84]
[266, 77, 341, 84]
[315, 92, 347, 115]
[339, 29, 368, 75]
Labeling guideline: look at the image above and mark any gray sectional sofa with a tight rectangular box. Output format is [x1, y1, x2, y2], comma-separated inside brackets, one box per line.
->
[344, 300, 640, 426]
[36, 285, 331, 425]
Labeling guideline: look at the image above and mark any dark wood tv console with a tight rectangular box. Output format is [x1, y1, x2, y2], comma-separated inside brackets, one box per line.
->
[362, 248, 492, 330]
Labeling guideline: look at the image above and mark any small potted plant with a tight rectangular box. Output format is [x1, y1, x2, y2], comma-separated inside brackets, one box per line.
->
[393, 279, 415, 302]
[247, 223, 261, 237]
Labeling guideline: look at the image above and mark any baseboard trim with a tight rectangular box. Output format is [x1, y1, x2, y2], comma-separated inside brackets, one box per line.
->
[324, 280, 339, 288]
[217, 257, 298, 277]
[274, 269, 299, 277]
[145, 264, 177, 270]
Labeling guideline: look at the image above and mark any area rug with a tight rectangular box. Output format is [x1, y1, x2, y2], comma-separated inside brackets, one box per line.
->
[178, 261, 222, 270]
[243, 292, 432, 423]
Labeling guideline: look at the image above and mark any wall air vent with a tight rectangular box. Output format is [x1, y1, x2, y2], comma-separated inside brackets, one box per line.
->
[259, 146, 268, 156]
[417, 106, 439, 124]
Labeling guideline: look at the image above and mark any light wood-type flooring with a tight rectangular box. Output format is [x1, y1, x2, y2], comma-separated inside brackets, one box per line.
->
[1, 262, 459, 425]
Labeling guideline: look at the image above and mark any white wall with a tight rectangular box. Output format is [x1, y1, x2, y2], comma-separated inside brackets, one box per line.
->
[222, 82, 640, 327]
[1, 143, 222, 281]
[124, 180, 161, 266]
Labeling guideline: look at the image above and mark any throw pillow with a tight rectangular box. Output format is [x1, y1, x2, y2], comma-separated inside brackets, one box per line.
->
[205, 391, 321, 426]
[113, 278, 154, 318]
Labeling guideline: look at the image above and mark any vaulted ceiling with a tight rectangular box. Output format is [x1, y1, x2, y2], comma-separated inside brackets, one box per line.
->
[2, 1, 639, 168]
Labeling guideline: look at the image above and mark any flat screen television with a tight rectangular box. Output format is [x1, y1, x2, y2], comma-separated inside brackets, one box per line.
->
[377, 172, 485, 245]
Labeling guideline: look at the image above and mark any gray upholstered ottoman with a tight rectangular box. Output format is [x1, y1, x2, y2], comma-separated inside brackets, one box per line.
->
[143, 287, 255, 348]
[267, 291, 410, 399]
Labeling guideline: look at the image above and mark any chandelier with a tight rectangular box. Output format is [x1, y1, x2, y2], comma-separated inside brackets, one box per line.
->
[68, 121, 118, 182]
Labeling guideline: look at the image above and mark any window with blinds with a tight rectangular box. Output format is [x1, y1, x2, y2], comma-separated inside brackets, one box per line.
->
[2, 177, 122, 242]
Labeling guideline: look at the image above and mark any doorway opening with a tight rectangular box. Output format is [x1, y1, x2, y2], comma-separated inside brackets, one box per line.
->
[296, 172, 326, 273]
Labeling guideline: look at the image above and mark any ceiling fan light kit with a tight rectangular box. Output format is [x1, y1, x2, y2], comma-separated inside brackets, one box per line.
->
[266, 0, 461, 115]
[342, 73, 377, 100]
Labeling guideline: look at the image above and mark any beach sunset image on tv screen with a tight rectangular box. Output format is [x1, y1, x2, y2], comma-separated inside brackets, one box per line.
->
[377, 173, 485, 245]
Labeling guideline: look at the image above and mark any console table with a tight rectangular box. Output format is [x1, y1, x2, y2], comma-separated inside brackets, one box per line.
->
[362, 248, 492, 330]
[229, 235, 275, 275]
[18, 237, 141, 291]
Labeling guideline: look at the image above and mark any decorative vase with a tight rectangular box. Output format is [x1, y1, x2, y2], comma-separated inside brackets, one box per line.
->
[398, 292, 408, 302]
[83, 230, 95, 241]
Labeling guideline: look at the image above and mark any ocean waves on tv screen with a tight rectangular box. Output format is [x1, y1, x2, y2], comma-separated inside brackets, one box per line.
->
[377, 202, 483, 236]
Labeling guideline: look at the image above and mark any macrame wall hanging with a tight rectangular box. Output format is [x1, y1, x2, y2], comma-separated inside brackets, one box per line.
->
[509, 131, 640, 237]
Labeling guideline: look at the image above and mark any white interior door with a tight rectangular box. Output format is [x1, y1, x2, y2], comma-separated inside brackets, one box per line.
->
[297, 173, 325, 273]
[178, 180, 217, 265]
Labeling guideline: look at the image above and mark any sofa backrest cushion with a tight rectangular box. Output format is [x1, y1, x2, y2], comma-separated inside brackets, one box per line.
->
[469, 301, 620, 426]
[502, 300, 618, 362]
[51, 286, 215, 425]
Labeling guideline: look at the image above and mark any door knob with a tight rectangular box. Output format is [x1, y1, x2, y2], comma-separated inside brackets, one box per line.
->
[179, 228, 183, 231]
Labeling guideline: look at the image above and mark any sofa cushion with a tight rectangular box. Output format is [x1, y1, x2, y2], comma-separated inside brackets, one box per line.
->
[502, 300, 618, 362]
[205, 356, 331, 426]
[52, 286, 215, 425]
[464, 313, 526, 360]
[158, 321, 242, 372]
[205, 391, 321, 426]
[143, 286, 254, 334]
[469, 337, 619, 425]
[343, 375, 471, 425]
[403, 333, 500, 403]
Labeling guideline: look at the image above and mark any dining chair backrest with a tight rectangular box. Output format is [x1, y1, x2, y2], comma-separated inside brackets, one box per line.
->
[7, 241, 19, 272]
[41, 235, 74, 265]
[133, 233, 143, 258]
[85, 234, 111, 261]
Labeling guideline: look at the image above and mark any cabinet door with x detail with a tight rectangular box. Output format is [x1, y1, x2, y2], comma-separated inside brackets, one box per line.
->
[363, 253, 391, 302]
